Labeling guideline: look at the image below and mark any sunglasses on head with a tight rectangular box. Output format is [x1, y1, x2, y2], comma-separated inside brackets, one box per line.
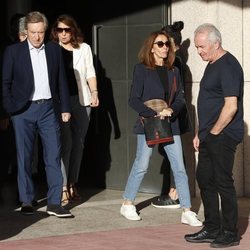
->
[154, 41, 171, 48]
[56, 27, 71, 33]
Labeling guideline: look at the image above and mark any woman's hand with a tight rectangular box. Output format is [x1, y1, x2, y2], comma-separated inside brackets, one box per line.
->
[90, 91, 99, 107]
[158, 108, 173, 119]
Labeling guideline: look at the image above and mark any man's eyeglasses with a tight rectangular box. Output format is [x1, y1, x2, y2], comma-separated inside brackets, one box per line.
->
[56, 27, 71, 33]
[154, 41, 171, 48]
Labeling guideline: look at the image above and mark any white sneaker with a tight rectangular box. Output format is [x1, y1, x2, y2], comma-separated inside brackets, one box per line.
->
[181, 211, 203, 227]
[120, 204, 141, 221]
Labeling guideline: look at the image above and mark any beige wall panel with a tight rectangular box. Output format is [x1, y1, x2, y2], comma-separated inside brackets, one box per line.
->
[243, 83, 250, 195]
[216, 1, 242, 64]
[243, 1, 250, 81]
[243, 1, 250, 196]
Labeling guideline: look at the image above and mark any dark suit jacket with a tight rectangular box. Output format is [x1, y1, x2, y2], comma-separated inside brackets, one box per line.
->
[2, 40, 70, 114]
[129, 63, 184, 135]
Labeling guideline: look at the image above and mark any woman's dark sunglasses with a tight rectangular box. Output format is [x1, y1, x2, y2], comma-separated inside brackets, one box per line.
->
[56, 27, 71, 33]
[154, 41, 171, 48]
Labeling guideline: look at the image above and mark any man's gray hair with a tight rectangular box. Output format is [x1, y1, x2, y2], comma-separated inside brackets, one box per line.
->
[194, 23, 222, 44]
[19, 17, 26, 34]
[25, 11, 48, 30]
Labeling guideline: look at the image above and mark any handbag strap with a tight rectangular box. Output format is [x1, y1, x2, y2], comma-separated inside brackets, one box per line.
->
[168, 69, 177, 106]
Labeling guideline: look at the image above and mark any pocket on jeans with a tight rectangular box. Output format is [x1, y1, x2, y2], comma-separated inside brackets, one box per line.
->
[205, 132, 223, 142]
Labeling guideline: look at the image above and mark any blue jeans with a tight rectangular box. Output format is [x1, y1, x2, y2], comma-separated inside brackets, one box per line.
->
[123, 134, 191, 208]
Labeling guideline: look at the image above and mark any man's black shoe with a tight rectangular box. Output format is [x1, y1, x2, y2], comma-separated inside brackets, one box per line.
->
[210, 230, 240, 248]
[184, 227, 220, 243]
[47, 204, 74, 218]
[21, 204, 34, 215]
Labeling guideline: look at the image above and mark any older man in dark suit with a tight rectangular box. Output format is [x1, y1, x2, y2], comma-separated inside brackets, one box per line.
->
[2, 11, 73, 218]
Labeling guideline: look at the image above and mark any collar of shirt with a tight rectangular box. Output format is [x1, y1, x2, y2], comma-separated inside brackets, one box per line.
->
[27, 39, 45, 52]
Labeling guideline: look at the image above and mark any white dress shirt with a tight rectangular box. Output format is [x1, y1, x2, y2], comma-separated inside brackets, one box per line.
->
[28, 40, 52, 101]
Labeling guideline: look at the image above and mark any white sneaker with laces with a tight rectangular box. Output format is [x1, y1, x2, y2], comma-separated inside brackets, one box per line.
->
[120, 204, 141, 221]
[181, 211, 203, 227]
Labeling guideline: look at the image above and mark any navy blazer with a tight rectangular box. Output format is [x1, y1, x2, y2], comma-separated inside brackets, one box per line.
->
[129, 63, 185, 135]
[2, 40, 70, 114]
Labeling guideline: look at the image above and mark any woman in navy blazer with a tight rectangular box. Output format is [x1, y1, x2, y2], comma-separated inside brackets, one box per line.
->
[120, 30, 202, 226]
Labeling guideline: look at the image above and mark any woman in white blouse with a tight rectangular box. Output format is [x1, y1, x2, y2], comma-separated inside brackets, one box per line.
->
[50, 15, 99, 204]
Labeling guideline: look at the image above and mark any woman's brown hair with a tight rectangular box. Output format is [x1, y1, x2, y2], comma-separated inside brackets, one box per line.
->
[50, 14, 83, 49]
[138, 30, 175, 69]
